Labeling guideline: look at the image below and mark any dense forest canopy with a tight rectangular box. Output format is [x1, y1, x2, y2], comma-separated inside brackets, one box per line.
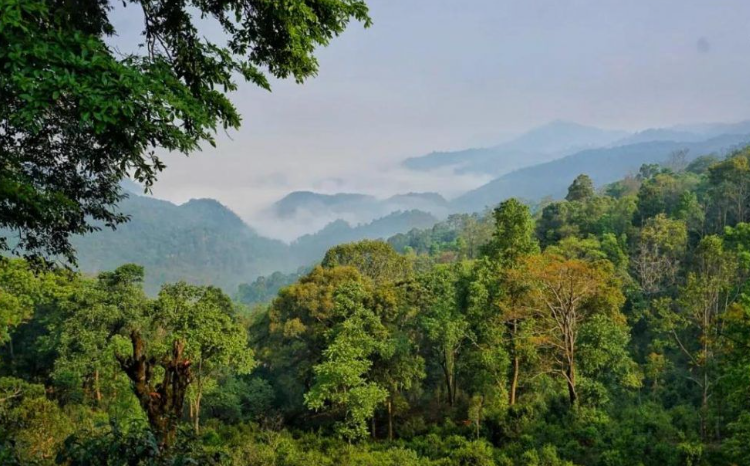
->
[5, 147, 750, 464]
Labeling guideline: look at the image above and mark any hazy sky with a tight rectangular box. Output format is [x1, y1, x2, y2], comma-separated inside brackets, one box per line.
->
[110, 0, 750, 238]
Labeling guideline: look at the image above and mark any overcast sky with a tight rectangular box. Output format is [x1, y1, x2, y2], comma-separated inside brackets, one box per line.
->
[110, 0, 750, 237]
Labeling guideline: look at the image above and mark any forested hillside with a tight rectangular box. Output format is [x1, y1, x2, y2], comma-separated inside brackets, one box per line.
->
[6, 147, 750, 464]
[454, 133, 750, 212]
[58, 192, 438, 294]
[70, 196, 295, 295]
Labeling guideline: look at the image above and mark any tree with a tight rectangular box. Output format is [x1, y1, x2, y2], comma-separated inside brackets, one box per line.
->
[481, 198, 539, 406]
[523, 253, 626, 405]
[655, 236, 738, 439]
[416, 265, 468, 407]
[667, 149, 690, 173]
[566, 174, 595, 202]
[322, 240, 411, 284]
[373, 332, 424, 441]
[631, 214, 688, 295]
[150, 283, 254, 434]
[0, 0, 370, 263]
[708, 148, 750, 227]
[304, 282, 389, 441]
[0, 260, 42, 352]
[51, 265, 148, 405]
[261, 265, 366, 417]
[116, 282, 254, 447]
[483, 198, 539, 264]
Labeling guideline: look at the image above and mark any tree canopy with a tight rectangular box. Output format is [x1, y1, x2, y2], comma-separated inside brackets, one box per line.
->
[0, 0, 370, 263]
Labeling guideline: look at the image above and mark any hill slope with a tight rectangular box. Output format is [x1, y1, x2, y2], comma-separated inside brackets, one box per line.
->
[72, 195, 294, 294]
[403, 121, 628, 177]
[65, 194, 438, 294]
[454, 133, 750, 212]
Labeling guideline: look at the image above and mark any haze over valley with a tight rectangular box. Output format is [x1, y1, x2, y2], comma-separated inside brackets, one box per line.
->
[71, 118, 750, 293]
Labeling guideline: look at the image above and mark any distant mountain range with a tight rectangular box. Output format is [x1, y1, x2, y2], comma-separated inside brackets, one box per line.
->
[67, 191, 439, 294]
[47, 118, 750, 294]
[289, 209, 437, 266]
[403, 120, 629, 177]
[271, 191, 449, 222]
[453, 133, 750, 212]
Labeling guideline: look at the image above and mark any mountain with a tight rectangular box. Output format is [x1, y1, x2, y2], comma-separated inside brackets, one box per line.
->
[62, 193, 439, 294]
[289, 210, 438, 266]
[403, 121, 629, 177]
[71, 195, 295, 294]
[265, 190, 449, 240]
[454, 133, 750, 213]
[272, 191, 378, 219]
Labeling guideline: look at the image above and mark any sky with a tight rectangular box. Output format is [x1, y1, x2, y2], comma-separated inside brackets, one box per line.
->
[110, 0, 750, 239]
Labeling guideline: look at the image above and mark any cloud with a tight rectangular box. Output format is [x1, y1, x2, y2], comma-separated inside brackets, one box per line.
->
[108, 1, 750, 242]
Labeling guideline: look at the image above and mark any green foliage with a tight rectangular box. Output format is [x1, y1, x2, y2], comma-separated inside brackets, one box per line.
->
[7, 150, 750, 463]
[566, 174, 595, 202]
[322, 240, 411, 284]
[0, 0, 370, 263]
[304, 282, 390, 440]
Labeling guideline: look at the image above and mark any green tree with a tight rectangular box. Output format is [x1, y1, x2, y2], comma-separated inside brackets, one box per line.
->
[566, 174, 595, 202]
[655, 236, 738, 439]
[631, 214, 688, 295]
[151, 283, 255, 434]
[481, 198, 539, 406]
[483, 198, 540, 264]
[0, 0, 370, 263]
[50, 265, 148, 406]
[322, 240, 411, 284]
[523, 252, 627, 405]
[304, 282, 390, 441]
[415, 264, 468, 407]
[0, 260, 42, 351]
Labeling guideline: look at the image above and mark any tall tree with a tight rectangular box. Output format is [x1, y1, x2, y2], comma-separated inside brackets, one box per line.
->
[655, 236, 738, 439]
[322, 240, 411, 284]
[481, 198, 539, 406]
[631, 214, 688, 295]
[0, 260, 42, 354]
[566, 174, 596, 202]
[51, 264, 148, 405]
[416, 265, 468, 407]
[523, 253, 626, 405]
[152, 283, 255, 434]
[116, 282, 254, 446]
[0, 0, 370, 263]
[304, 282, 390, 441]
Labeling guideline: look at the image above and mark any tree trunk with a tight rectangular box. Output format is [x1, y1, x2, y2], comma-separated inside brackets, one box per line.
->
[387, 397, 394, 441]
[193, 392, 202, 434]
[442, 353, 455, 406]
[94, 369, 102, 404]
[509, 319, 519, 406]
[510, 354, 519, 406]
[566, 364, 577, 406]
[117, 332, 192, 450]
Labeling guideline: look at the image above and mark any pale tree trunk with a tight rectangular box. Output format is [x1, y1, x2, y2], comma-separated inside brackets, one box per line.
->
[442, 351, 456, 406]
[94, 369, 102, 404]
[510, 354, 519, 406]
[193, 391, 202, 434]
[193, 360, 204, 435]
[509, 319, 520, 406]
[566, 364, 577, 406]
[387, 397, 394, 441]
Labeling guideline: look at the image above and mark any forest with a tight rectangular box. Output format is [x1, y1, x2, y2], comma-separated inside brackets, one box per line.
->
[4, 147, 750, 465]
